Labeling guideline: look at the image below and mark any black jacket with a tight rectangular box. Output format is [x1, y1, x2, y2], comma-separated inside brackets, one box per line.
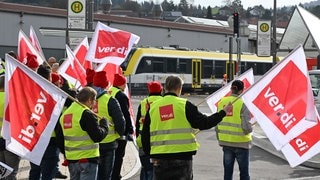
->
[97, 91, 126, 153]
[56, 108, 108, 155]
[141, 92, 226, 160]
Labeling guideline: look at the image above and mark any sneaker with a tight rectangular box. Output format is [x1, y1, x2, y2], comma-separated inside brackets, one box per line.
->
[55, 171, 68, 179]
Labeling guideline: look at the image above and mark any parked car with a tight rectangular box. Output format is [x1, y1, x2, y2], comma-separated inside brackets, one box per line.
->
[309, 70, 320, 113]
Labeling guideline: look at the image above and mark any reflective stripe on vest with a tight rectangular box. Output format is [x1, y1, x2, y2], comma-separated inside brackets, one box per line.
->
[149, 95, 199, 155]
[96, 94, 120, 143]
[59, 102, 99, 160]
[217, 96, 252, 143]
[136, 95, 163, 148]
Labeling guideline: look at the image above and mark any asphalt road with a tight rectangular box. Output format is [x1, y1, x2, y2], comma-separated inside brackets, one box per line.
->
[130, 95, 320, 180]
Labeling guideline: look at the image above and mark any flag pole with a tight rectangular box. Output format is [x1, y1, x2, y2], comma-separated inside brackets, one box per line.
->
[236, 45, 302, 100]
[196, 68, 253, 107]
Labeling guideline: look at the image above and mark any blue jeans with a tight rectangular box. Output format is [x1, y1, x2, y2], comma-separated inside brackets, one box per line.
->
[68, 161, 98, 180]
[223, 146, 250, 180]
[153, 159, 193, 180]
[139, 150, 153, 180]
[98, 149, 115, 180]
[29, 144, 59, 180]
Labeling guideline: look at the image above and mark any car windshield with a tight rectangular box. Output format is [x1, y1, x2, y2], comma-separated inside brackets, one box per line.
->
[309, 73, 320, 89]
[313, 88, 319, 96]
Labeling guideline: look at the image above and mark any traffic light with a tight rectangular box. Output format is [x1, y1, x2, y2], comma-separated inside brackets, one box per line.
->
[233, 12, 239, 37]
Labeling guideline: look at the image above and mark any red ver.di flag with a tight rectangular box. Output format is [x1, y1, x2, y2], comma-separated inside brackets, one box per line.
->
[58, 45, 87, 89]
[206, 68, 254, 113]
[17, 30, 44, 65]
[3, 54, 68, 165]
[241, 45, 318, 150]
[281, 116, 320, 167]
[29, 26, 45, 60]
[85, 21, 140, 65]
[73, 36, 92, 70]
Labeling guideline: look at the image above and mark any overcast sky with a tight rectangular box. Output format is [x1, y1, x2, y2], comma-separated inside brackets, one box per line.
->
[146, 0, 314, 9]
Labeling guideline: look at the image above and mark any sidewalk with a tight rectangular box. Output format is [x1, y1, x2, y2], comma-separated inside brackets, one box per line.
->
[14, 124, 320, 179]
[252, 124, 320, 169]
[16, 142, 141, 180]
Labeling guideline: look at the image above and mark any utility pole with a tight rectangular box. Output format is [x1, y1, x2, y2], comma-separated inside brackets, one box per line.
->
[233, 12, 241, 76]
[228, 36, 233, 82]
[87, 0, 94, 30]
[272, 0, 277, 65]
[233, 12, 241, 75]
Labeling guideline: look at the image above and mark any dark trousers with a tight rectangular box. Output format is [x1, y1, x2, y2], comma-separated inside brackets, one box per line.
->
[223, 146, 250, 180]
[29, 144, 59, 180]
[139, 151, 153, 180]
[153, 159, 193, 180]
[111, 139, 127, 180]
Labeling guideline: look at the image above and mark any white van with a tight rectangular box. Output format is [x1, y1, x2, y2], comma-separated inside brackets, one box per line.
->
[309, 70, 320, 113]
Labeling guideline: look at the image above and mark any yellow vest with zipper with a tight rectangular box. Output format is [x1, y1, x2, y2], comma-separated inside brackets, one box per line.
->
[149, 95, 199, 155]
[59, 102, 99, 160]
[217, 96, 252, 143]
[96, 94, 120, 143]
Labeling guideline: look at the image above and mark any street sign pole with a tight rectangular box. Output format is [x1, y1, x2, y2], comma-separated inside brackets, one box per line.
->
[68, 0, 86, 46]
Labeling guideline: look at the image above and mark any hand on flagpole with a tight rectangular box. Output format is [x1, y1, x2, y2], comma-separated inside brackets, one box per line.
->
[223, 102, 233, 114]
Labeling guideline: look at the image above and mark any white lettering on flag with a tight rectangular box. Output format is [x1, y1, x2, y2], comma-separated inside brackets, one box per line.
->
[3, 54, 68, 165]
[85, 21, 140, 65]
[241, 45, 318, 150]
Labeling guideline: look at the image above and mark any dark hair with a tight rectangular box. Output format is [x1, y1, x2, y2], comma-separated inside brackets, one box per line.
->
[165, 75, 183, 92]
[8, 51, 17, 59]
[77, 87, 97, 103]
[231, 80, 244, 94]
[37, 64, 52, 80]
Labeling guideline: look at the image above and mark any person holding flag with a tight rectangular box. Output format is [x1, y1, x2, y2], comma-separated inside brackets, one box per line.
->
[0, 75, 20, 179]
[216, 80, 253, 180]
[109, 73, 134, 180]
[29, 64, 59, 180]
[57, 87, 109, 180]
[141, 75, 232, 180]
[91, 71, 125, 180]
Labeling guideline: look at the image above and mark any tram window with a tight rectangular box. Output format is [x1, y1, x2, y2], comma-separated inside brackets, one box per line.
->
[256, 62, 272, 75]
[247, 62, 272, 75]
[167, 58, 177, 73]
[179, 59, 192, 73]
[153, 60, 164, 72]
[214, 60, 226, 78]
[203, 60, 213, 78]
[121, 48, 136, 71]
[136, 57, 153, 74]
[179, 59, 187, 73]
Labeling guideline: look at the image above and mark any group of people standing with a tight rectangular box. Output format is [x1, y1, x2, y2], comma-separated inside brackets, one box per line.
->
[136, 76, 253, 180]
[55, 68, 134, 180]
[0, 51, 253, 180]
[0, 52, 134, 180]
[0, 53, 70, 180]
